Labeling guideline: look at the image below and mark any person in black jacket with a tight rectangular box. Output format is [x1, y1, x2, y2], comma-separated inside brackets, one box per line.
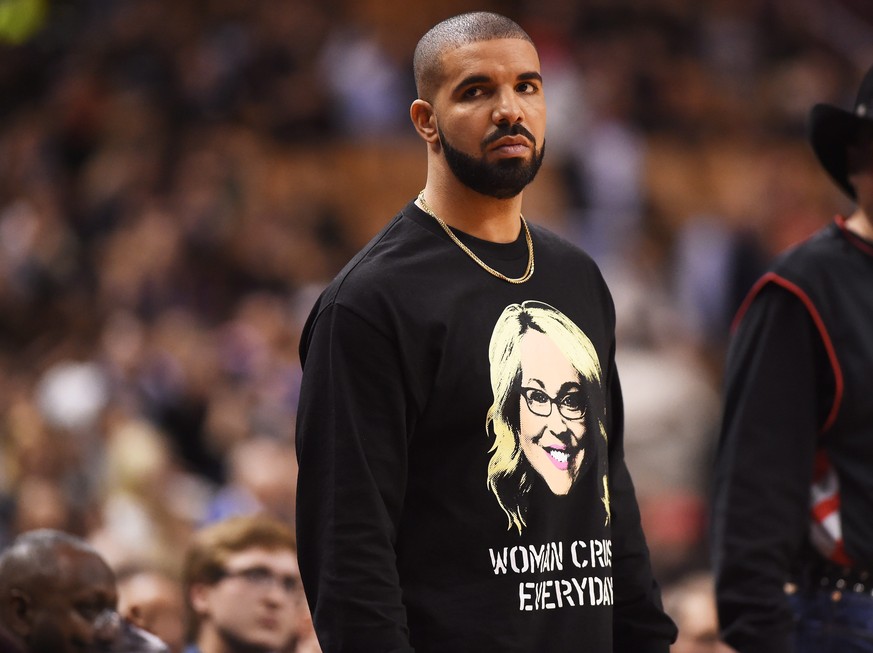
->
[712, 64, 873, 653]
[295, 11, 676, 653]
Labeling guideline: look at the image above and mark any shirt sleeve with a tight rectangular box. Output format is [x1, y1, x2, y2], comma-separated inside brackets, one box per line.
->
[295, 301, 416, 653]
[607, 345, 679, 652]
[711, 282, 831, 653]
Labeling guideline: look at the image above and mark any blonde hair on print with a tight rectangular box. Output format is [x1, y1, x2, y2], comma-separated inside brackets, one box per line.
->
[485, 301, 610, 534]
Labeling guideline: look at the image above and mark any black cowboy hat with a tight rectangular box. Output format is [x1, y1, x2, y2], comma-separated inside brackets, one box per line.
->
[809, 64, 873, 200]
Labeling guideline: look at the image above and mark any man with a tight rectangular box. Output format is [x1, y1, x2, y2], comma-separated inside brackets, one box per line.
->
[117, 564, 186, 653]
[711, 64, 873, 652]
[295, 11, 677, 653]
[0, 528, 169, 653]
[182, 515, 306, 653]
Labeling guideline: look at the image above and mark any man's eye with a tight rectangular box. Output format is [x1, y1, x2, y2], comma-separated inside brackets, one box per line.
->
[463, 87, 484, 98]
[243, 568, 272, 583]
[76, 603, 104, 621]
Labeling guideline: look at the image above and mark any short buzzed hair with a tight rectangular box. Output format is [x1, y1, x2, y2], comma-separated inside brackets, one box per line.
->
[413, 12, 534, 101]
[0, 529, 100, 592]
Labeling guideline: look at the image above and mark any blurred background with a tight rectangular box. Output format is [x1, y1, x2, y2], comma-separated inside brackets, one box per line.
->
[1, 0, 871, 648]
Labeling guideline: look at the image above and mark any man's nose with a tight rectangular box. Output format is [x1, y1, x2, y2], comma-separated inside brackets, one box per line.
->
[92, 609, 122, 643]
[492, 87, 523, 124]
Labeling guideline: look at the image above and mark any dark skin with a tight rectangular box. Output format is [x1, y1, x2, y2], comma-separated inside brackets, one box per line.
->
[4, 544, 119, 653]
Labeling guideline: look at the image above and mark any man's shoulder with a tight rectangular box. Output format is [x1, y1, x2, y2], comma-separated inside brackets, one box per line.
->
[305, 204, 435, 322]
[322, 209, 420, 296]
[736, 221, 859, 326]
[528, 221, 606, 278]
[767, 221, 850, 287]
[775, 221, 846, 266]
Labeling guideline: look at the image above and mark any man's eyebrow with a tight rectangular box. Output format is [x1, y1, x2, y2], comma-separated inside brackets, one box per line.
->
[452, 74, 492, 95]
[452, 71, 543, 95]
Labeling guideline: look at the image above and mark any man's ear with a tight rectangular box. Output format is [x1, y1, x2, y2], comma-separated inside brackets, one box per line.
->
[410, 100, 440, 145]
[7, 589, 33, 637]
[124, 603, 146, 629]
[188, 583, 211, 616]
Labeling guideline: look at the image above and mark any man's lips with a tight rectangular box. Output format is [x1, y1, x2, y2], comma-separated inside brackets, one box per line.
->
[488, 135, 532, 155]
[257, 615, 280, 629]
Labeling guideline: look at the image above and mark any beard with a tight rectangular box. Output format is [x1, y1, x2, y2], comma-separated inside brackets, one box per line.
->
[438, 125, 545, 199]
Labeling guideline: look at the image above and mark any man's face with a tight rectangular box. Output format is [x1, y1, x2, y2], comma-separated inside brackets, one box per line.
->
[431, 38, 546, 198]
[118, 573, 185, 653]
[517, 330, 586, 495]
[192, 548, 303, 653]
[25, 547, 119, 653]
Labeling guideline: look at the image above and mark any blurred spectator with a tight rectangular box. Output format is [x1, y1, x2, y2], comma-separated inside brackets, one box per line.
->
[0, 528, 170, 653]
[563, 15, 649, 266]
[203, 437, 297, 526]
[662, 571, 719, 653]
[182, 515, 313, 653]
[117, 564, 187, 653]
[609, 227, 721, 580]
[90, 417, 209, 570]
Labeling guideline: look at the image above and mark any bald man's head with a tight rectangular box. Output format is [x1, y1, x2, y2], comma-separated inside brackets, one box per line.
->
[0, 530, 118, 653]
[413, 12, 534, 102]
[0, 530, 99, 589]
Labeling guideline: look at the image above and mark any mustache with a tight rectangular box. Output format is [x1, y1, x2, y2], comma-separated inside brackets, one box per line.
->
[483, 124, 537, 148]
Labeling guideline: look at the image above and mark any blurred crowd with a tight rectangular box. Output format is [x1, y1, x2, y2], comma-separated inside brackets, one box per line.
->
[2, 0, 873, 650]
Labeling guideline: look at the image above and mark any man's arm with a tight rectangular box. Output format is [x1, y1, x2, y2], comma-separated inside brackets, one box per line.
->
[711, 283, 827, 653]
[296, 301, 415, 653]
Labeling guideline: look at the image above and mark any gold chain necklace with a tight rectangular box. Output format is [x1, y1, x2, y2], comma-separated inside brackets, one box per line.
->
[416, 191, 534, 284]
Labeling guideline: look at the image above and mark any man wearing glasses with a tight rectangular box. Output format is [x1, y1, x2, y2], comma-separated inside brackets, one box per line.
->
[182, 515, 308, 653]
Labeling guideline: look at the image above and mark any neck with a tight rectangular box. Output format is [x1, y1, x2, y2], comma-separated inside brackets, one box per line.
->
[197, 627, 270, 653]
[846, 208, 873, 241]
[0, 625, 23, 653]
[420, 176, 524, 243]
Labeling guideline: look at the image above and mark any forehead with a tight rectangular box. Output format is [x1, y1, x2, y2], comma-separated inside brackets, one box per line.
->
[520, 330, 574, 376]
[223, 547, 298, 574]
[437, 38, 540, 88]
[118, 573, 182, 607]
[56, 547, 117, 600]
[521, 329, 557, 357]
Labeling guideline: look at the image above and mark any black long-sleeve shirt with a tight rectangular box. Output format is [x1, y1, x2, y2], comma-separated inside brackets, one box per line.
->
[296, 201, 677, 653]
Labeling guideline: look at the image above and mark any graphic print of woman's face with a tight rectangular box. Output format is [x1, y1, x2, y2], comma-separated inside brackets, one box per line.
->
[517, 329, 587, 495]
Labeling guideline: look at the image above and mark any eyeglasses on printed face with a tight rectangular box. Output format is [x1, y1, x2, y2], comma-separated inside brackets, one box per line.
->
[218, 566, 301, 594]
[520, 386, 584, 420]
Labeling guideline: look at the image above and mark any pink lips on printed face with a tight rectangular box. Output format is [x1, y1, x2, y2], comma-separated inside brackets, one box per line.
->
[543, 444, 571, 471]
